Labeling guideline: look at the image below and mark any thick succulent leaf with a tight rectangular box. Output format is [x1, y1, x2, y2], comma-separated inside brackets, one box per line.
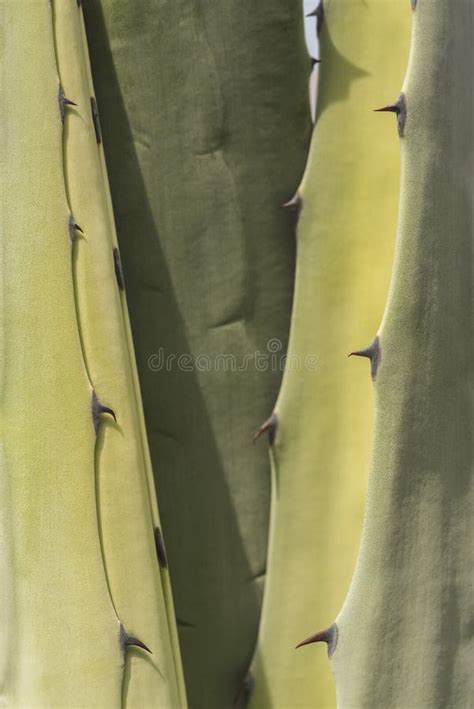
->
[83, 1, 311, 706]
[0, 1, 184, 705]
[0, 3, 121, 704]
[332, 1, 474, 705]
[250, 1, 410, 706]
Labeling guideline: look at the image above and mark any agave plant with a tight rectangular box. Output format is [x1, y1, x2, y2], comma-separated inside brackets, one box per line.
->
[1, 0, 472, 707]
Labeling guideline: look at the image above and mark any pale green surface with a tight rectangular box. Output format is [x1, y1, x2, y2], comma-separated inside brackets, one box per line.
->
[250, 2, 410, 707]
[333, 1, 474, 706]
[0, 1, 185, 705]
[0, 2, 122, 704]
[53, 2, 186, 706]
[83, 2, 311, 706]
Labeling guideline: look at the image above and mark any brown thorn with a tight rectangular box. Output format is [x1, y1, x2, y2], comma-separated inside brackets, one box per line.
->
[296, 623, 338, 657]
[154, 527, 168, 569]
[68, 215, 84, 242]
[99, 404, 116, 421]
[90, 96, 102, 144]
[113, 247, 125, 291]
[253, 412, 278, 447]
[306, 2, 324, 34]
[91, 390, 117, 434]
[282, 193, 301, 209]
[348, 335, 381, 381]
[374, 93, 406, 137]
[119, 624, 152, 656]
[282, 192, 303, 221]
[125, 635, 152, 654]
[58, 85, 77, 123]
[374, 104, 399, 114]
